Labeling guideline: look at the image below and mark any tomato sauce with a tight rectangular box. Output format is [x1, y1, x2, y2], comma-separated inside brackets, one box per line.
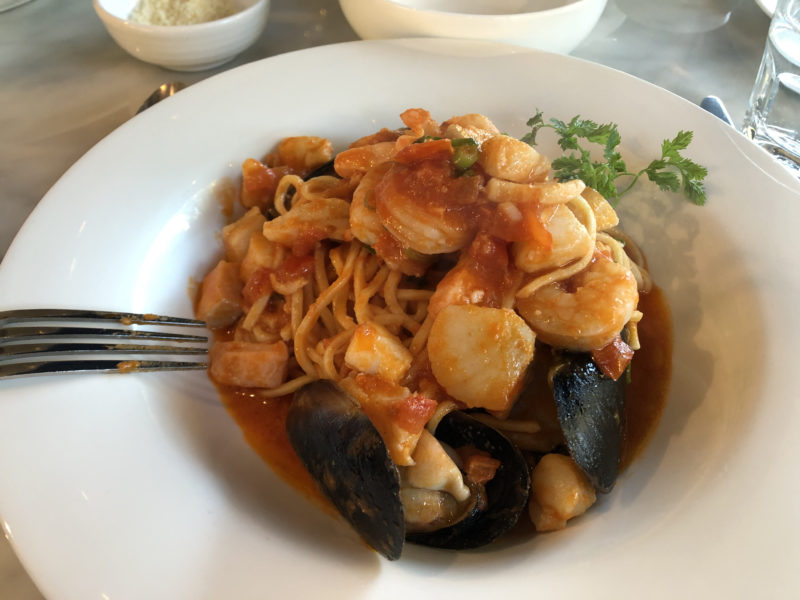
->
[221, 391, 331, 509]
[620, 285, 673, 468]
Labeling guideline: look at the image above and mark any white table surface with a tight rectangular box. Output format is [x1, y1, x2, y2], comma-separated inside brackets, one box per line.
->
[0, 0, 772, 597]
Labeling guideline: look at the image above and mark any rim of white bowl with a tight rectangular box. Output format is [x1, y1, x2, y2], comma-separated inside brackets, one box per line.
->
[368, 0, 603, 20]
[93, 0, 267, 34]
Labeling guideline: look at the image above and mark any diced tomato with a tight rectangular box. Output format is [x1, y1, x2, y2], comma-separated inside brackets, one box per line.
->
[427, 231, 512, 316]
[273, 255, 315, 285]
[592, 335, 635, 381]
[393, 139, 453, 164]
[392, 393, 438, 433]
[519, 201, 553, 250]
[291, 226, 328, 257]
[482, 202, 553, 251]
[373, 231, 430, 277]
[462, 449, 501, 485]
[242, 266, 273, 307]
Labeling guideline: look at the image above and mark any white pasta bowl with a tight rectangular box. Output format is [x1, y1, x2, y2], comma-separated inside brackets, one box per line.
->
[93, 0, 270, 72]
[338, 0, 607, 54]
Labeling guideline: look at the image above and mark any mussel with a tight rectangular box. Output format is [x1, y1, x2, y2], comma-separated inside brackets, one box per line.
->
[551, 353, 626, 493]
[286, 380, 405, 560]
[286, 380, 530, 560]
[405, 410, 531, 550]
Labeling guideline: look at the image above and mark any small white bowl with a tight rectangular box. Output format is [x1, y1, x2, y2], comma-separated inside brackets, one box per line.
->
[339, 0, 607, 54]
[93, 0, 270, 72]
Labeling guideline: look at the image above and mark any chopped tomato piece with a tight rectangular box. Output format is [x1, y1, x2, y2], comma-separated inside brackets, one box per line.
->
[519, 201, 553, 250]
[393, 138, 453, 164]
[427, 231, 512, 317]
[242, 266, 273, 307]
[461, 448, 501, 485]
[392, 393, 438, 433]
[482, 202, 553, 250]
[373, 231, 430, 277]
[291, 225, 328, 257]
[273, 254, 315, 285]
[591, 334, 634, 381]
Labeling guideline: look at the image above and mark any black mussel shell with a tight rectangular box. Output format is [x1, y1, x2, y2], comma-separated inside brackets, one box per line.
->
[406, 411, 531, 550]
[551, 354, 626, 493]
[305, 158, 338, 179]
[286, 380, 405, 560]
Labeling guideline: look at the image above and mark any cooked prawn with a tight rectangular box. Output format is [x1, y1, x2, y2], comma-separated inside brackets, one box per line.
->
[511, 202, 594, 275]
[427, 231, 516, 318]
[441, 113, 500, 145]
[399, 108, 441, 138]
[349, 162, 392, 247]
[333, 141, 396, 178]
[275, 136, 333, 177]
[374, 158, 481, 255]
[478, 134, 550, 183]
[516, 250, 638, 351]
[262, 196, 352, 255]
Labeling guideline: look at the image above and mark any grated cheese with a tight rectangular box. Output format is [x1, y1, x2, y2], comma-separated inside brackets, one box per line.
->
[129, 0, 238, 26]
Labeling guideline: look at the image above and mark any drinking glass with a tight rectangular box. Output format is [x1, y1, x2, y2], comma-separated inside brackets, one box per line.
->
[743, 0, 800, 174]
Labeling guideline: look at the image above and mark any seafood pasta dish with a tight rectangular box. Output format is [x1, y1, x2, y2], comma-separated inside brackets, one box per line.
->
[195, 109, 672, 559]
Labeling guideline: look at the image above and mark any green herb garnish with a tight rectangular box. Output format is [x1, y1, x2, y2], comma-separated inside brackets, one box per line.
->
[452, 137, 479, 170]
[521, 111, 707, 205]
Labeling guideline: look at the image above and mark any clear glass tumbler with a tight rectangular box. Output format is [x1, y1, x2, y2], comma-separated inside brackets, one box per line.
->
[743, 0, 800, 174]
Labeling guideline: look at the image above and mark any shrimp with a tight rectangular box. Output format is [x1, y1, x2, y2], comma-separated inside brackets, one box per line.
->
[427, 304, 536, 412]
[339, 373, 437, 467]
[399, 108, 441, 138]
[441, 113, 500, 145]
[334, 141, 396, 179]
[374, 158, 481, 255]
[478, 134, 550, 183]
[516, 250, 638, 351]
[528, 453, 596, 532]
[275, 136, 333, 177]
[511, 202, 593, 274]
[349, 162, 391, 247]
[427, 231, 515, 318]
[262, 196, 352, 255]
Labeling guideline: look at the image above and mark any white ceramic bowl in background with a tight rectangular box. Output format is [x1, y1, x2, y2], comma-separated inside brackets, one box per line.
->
[93, 0, 270, 72]
[338, 0, 607, 54]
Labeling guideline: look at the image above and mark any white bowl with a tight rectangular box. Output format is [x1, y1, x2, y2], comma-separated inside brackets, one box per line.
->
[338, 0, 607, 54]
[93, 0, 270, 72]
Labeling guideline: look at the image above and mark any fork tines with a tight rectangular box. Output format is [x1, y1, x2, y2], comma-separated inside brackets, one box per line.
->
[0, 309, 210, 379]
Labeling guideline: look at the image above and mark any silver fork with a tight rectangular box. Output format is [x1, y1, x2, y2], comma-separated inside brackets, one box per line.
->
[0, 309, 209, 379]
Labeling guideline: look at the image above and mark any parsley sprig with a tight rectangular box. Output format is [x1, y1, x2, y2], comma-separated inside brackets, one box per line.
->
[521, 111, 707, 205]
